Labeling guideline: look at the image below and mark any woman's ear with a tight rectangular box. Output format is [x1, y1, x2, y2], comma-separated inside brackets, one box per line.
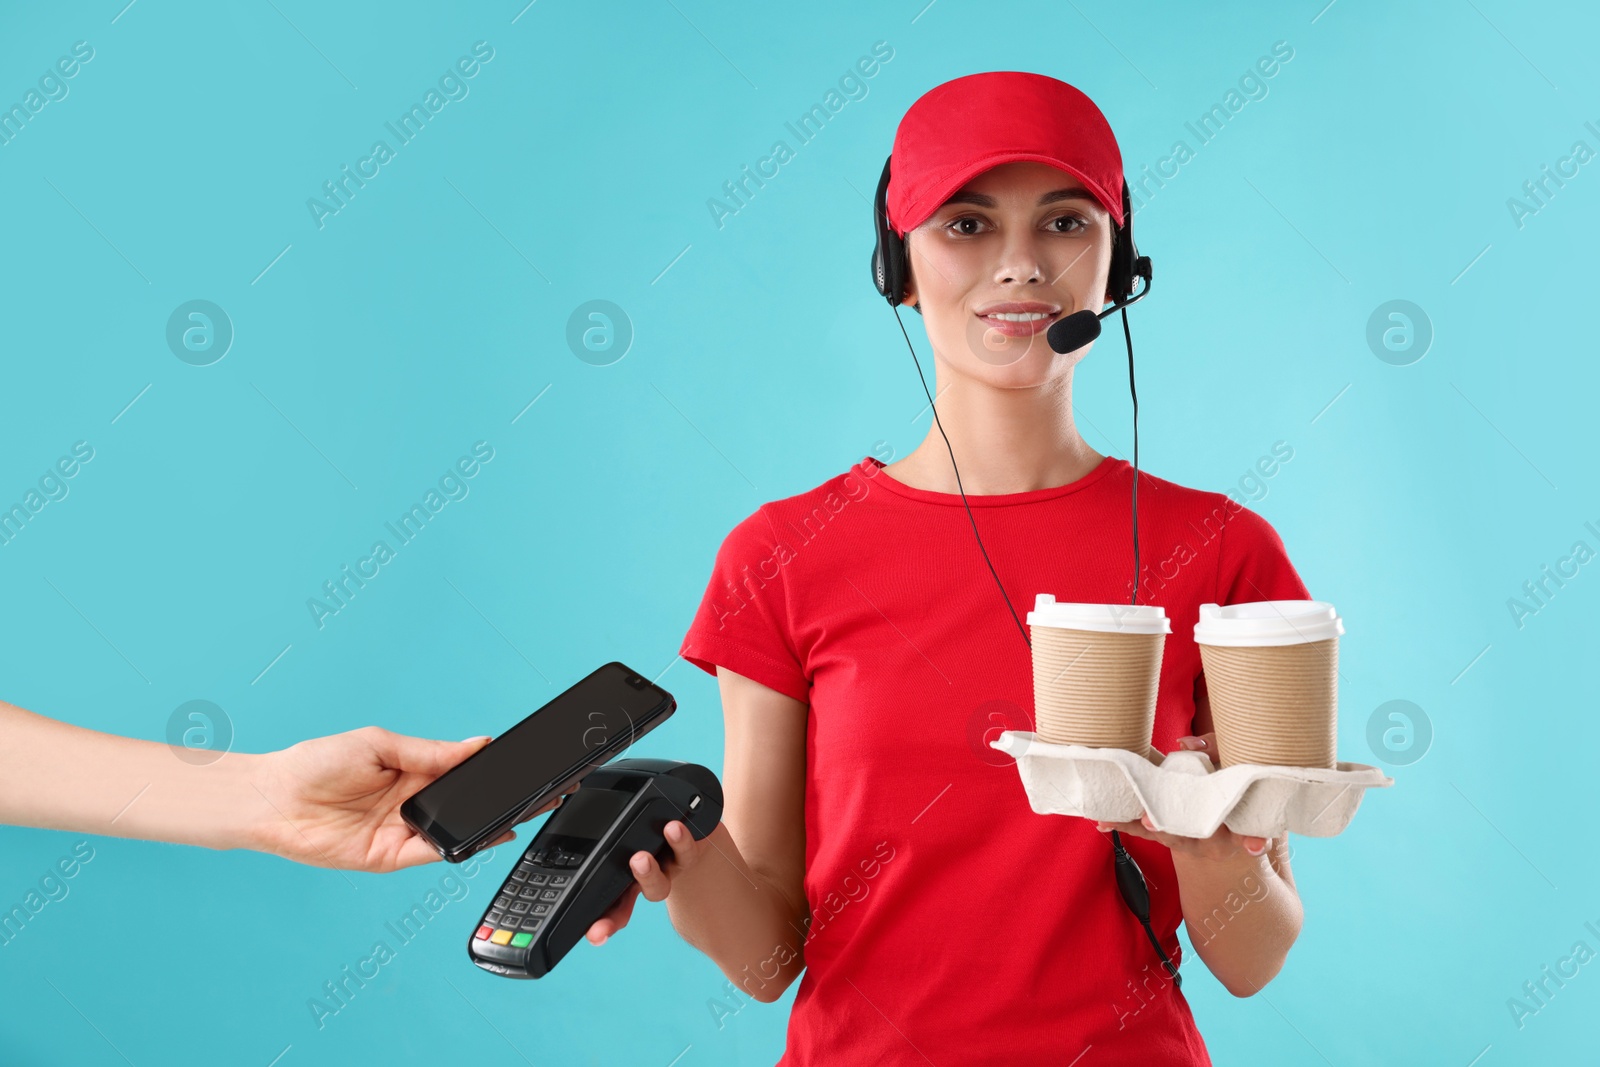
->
[899, 235, 917, 309]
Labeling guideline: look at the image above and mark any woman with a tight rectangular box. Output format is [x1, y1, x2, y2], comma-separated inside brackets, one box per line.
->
[588, 71, 1310, 1064]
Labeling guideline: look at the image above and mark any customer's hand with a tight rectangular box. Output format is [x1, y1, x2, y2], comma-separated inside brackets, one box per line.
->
[1093, 732, 1273, 861]
[249, 727, 574, 873]
[584, 818, 710, 946]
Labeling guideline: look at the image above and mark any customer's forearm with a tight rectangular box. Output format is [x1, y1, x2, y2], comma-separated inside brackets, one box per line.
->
[0, 700, 267, 849]
[663, 822, 808, 1002]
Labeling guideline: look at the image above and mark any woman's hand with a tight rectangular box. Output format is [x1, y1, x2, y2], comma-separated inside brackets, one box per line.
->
[1094, 732, 1272, 861]
[249, 727, 575, 873]
[585, 818, 712, 946]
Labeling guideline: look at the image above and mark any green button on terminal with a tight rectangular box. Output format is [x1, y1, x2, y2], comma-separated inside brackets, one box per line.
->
[510, 932, 533, 948]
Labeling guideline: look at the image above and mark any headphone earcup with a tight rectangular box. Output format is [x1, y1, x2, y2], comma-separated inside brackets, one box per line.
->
[1108, 180, 1136, 301]
[884, 234, 906, 307]
[1113, 180, 1139, 300]
[871, 156, 907, 306]
[1108, 231, 1131, 302]
[871, 231, 907, 306]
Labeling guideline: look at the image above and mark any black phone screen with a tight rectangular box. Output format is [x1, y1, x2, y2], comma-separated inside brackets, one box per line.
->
[406, 663, 667, 852]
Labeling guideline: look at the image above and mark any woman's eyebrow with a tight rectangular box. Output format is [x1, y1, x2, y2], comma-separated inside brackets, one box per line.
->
[942, 188, 1097, 208]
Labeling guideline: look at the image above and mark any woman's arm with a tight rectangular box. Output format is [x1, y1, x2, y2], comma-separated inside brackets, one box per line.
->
[1169, 832, 1301, 997]
[0, 698, 551, 872]
[587, 666, 810, 1003]
[1098, 681, 1303, 996]
[1169, 681, 1303, 996]
[0, 699, 269, 849]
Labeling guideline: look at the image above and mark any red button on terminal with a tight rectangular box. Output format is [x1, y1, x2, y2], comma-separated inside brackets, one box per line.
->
[474, 924, 494, 940]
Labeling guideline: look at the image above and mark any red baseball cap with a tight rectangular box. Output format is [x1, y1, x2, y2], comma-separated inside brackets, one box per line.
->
[886, 71, 1126, 237]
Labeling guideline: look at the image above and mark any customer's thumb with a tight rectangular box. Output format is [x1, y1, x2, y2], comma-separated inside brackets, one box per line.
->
[385, 734, 489, 777]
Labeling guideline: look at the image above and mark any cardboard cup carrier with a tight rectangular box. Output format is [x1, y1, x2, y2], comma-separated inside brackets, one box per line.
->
[1028, 595, 1169, 755]
[1194, 600, 1344, 769]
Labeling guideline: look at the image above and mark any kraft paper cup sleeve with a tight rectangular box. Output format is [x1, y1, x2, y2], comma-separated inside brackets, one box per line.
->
[1194, 600, 1344, 770]
[1029, 595, 1168, 752]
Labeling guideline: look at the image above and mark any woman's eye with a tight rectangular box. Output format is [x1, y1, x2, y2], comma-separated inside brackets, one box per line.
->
[944, 215, 1085, 235]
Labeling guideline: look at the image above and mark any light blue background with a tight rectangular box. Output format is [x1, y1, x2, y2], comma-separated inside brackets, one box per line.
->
[1, 1, 1596, 1064]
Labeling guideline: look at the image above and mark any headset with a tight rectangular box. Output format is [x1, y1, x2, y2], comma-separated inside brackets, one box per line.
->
[869, 156, 1179, 989]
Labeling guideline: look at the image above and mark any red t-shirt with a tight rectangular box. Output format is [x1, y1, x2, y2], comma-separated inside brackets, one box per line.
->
[678, 454, 1310, 1066]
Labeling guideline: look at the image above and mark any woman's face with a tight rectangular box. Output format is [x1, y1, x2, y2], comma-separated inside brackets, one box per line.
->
[902, 160, 1115, 382]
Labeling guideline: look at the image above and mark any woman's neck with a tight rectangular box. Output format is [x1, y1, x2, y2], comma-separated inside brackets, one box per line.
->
[883, 371, 1106, 495]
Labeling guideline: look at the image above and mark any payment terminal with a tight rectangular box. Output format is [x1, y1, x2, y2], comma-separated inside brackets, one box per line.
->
[468, 759, 723, 978]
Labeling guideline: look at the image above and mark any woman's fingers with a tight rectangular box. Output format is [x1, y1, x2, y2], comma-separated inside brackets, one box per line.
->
[587, 822, 704, 945]
[619, 822, 702, 905]
[1099, 812, 1273, 860]
[629, 849, 673, 903]
[586, 883, 642, 944]
[1175, 732, 1220, 767]
[1095, 815, 1142, 834]
[1096, 817, 1155, 842]
[661, 820, 705, 869]
[1097, 813, 1197, 851]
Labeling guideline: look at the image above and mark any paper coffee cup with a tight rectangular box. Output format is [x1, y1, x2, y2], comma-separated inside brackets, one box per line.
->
[1028, 594, 1169, 755]
[1194, 600, 1344, 769]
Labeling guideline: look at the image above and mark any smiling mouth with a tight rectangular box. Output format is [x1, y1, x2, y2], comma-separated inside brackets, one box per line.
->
[977, 310, 1059, 337]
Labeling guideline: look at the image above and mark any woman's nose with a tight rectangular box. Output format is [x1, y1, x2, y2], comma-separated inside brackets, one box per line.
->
[994, 235, 1046, 285]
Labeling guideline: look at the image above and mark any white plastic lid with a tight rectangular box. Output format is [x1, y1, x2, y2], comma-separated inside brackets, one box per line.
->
[1193, 600, 1344, 647]
[1026, 594, 1170, 635]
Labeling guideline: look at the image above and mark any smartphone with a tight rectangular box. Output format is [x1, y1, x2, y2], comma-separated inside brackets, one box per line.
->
[400, 661, 675, 863]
